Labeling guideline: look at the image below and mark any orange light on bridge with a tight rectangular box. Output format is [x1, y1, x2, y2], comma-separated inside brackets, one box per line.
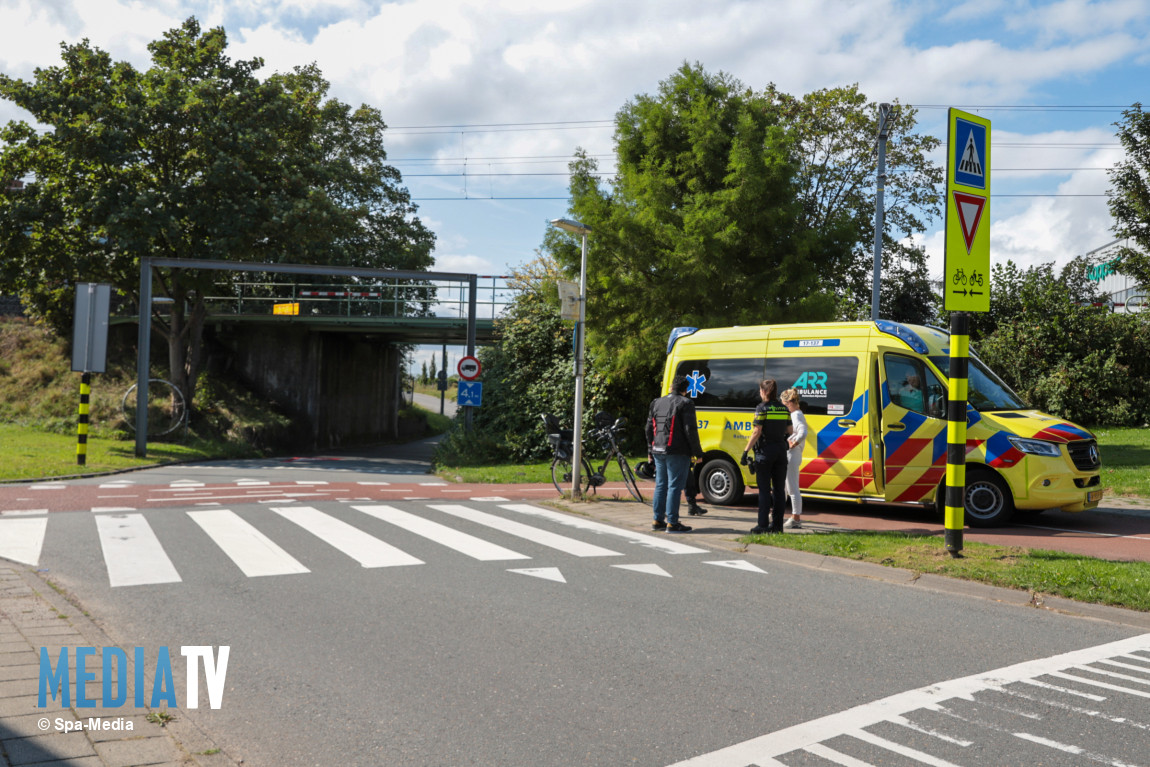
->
[273, 302, 299, 316]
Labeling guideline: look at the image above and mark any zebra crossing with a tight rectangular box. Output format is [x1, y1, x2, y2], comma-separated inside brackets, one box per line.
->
[670, 632, 1150, 767]
[0, 500, 766, 588]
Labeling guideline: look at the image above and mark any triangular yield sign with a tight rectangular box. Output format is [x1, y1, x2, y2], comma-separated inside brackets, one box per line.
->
[703, 560, 768, 574]
[508, 567, 566, 583]
[612, 563, 672, 578]
[953, 191, 986, 254]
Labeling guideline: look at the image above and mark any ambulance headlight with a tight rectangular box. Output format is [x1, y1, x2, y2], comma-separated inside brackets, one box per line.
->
[1007, 436, 1062, 457]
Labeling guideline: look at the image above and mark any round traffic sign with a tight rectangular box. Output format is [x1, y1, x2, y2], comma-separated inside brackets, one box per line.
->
[457, 355, 481, 381]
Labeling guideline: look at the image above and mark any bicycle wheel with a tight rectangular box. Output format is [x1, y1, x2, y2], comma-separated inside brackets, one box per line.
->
[616, 455, 644, 503]
[551, 455, 592, 497]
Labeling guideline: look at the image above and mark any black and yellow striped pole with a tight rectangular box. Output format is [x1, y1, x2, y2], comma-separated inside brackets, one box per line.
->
[944, 312, 970, 557]
[77, 372, 91, 466]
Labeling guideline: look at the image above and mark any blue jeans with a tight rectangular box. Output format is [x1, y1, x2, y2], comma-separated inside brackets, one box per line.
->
[652, 453, 691, 525]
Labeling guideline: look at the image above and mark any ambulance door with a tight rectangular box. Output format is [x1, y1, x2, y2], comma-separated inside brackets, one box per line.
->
[879, 353, 948, 504]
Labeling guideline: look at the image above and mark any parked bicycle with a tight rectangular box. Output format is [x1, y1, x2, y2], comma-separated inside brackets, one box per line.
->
[540, 412, 644, 502]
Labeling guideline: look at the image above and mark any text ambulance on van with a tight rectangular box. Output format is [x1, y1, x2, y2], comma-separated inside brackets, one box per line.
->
[663, 320, 1103, 527]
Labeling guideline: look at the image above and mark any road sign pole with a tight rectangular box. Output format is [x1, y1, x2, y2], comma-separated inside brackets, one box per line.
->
[945, 312, 970, 557]
[871, 103, 892, 321]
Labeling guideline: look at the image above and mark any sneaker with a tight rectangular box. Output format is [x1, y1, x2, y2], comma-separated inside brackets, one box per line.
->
[686, 501, 707, 516]
[783, 517, 802, 530]
[652, 520, 667, 531]
[666, 522, 692, 533]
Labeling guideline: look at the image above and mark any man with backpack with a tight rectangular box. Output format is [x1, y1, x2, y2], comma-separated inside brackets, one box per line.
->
[645, 375, 704, 533]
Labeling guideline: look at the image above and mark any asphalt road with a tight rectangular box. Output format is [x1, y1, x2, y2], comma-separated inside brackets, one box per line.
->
[4, 444, 1149, 766]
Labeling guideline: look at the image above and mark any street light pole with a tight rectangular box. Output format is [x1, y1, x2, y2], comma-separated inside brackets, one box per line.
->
[551, 218, 591, 499]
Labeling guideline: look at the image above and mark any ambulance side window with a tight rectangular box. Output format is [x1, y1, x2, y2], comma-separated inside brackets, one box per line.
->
[885, 355, 944, 419]
[673, 359, 763, 408]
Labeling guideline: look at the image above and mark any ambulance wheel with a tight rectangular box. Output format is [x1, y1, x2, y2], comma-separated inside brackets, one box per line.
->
[699, 458, 744, 506]
[964, 469, 1015, 527]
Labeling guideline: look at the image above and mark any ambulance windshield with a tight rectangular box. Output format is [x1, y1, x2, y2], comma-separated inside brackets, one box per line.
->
[928, 356, 1027, 411]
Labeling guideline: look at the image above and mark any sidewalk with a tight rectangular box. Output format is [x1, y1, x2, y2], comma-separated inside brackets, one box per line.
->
[0, 567, 240, 767]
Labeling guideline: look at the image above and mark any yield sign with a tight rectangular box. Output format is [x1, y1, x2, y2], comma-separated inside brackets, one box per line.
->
[952, 191, 986, 254]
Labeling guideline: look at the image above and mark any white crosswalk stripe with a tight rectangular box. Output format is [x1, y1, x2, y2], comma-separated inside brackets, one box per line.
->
[188, 509, 310, 577]
[427, 504, 623, 558]
[271, 506, 423, 568]
[95, 514, 181, 587]
[0, 517, 48, 566]
[353, 505, 530, 561]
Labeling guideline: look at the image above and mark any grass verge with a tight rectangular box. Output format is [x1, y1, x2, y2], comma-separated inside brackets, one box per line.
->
[0, 423, 256, 481]
[742, 529, 1150, 612]
[1095, 426, 1150, 498]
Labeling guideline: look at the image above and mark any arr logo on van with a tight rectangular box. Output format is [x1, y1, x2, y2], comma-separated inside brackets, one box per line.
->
[792, 371, 828, 396]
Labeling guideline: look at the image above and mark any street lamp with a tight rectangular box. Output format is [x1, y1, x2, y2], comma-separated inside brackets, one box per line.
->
[550, 218, 591, 499]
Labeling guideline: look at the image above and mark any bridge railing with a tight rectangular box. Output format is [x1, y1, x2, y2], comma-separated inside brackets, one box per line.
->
[198, 277, 515, 320]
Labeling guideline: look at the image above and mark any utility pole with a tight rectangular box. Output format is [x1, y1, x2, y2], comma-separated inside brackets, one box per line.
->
[871, 102, 894, 321]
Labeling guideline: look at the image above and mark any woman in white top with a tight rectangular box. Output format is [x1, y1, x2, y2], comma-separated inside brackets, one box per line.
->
[780, 388, 808, 530]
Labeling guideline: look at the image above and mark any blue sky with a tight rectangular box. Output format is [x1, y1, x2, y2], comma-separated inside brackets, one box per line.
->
[2, 0, 1148, 372]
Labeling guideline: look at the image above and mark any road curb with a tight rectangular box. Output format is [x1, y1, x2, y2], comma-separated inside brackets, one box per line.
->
[557, 497, 1150, 632]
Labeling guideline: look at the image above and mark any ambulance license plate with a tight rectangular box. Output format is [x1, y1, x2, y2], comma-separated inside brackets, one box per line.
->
[1087, 490, 1104, 503]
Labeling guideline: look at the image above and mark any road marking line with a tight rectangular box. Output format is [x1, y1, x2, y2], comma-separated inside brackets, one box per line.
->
[1048, 670, 1150, 698]
[95, 514, 181, 587]
[0, 517, 48, 565]
[612, 563, 670, 577]
[804, 743, 869, 767]
[188, 510, 309, 577]
[353, 505, 530, 561]
[1012, 732, 1139, 766]
[890, 714, 973, 746]
[704, 560, 767, 574]
[508, 567, 565, 583]
[998, 684, 1150, 731]
[30, 484, 66, 490]
[1097, 658, 1150, 674]
[91, 506, 136, 513]
[271, 506, 422, 568]
[428, 504, 621, 558]
[498, 503, 708, 554]
[1017, 523, 1150, 541]
[666, 634, 1150, 766]
[849, 728, 964, 766]
[0, 509, 48, 516]
[1080, 663, 1150, 686]
[1018, 677, 1107, 700]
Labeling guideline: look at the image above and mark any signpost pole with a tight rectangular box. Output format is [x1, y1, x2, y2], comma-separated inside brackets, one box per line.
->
[942, 108, 992, 558]
[871, 103, 892, 321]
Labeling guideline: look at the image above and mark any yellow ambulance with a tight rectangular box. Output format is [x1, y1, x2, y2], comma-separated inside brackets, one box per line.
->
[663, 320, 1103, 526]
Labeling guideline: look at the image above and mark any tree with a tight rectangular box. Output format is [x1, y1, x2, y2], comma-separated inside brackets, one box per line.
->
[1108, 103, 1150, 284]
[764, 85, 943, 323]
[973, 258, 1150, 426]
[0, 18, 434, 408]
[548, 64, 856, 403]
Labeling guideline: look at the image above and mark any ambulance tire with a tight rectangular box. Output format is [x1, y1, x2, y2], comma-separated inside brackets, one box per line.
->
[964, 469, 1015, 527]
[699, 458, 744, 506]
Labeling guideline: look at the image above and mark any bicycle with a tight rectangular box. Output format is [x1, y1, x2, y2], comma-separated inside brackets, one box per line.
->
[541, 412, 644, 502]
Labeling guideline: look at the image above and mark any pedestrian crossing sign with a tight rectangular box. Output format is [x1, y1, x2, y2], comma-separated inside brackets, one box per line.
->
[945, 108, 991, 313]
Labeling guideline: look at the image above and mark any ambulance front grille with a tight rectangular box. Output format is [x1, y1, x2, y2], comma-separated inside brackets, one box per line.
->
[1067, 440, 1101, 471]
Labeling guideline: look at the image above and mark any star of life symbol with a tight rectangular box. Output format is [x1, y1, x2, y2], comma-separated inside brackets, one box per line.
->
[687, 370, 707, 397]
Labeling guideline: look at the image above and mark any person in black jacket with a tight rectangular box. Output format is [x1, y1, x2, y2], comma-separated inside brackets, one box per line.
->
[645, 375, 704, 533]
[742, 378, 791, 534]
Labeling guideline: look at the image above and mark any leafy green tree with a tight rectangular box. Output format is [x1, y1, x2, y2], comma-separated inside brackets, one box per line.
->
[765, 85, 943, 323]
[549, 64, 857, 404]
[0, 18, 434, 408]
[1108, 103, 1150, 284]
[974, 258, 1150, 426]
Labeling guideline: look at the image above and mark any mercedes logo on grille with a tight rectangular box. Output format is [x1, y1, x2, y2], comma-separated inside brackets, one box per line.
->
[1089, 445, 1100, 465]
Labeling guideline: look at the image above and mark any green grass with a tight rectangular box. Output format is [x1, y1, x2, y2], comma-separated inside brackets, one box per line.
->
[0, 423, 255, 481]
[1094, 427, 1150, 498]
[742, 530, 1150, 612]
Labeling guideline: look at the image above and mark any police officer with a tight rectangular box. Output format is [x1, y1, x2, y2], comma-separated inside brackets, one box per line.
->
[742, 378, 791, 534]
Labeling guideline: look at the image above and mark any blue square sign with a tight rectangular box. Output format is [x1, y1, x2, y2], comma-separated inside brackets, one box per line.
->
[954, 118, 987, 190]
[457, 380, 483, 407]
